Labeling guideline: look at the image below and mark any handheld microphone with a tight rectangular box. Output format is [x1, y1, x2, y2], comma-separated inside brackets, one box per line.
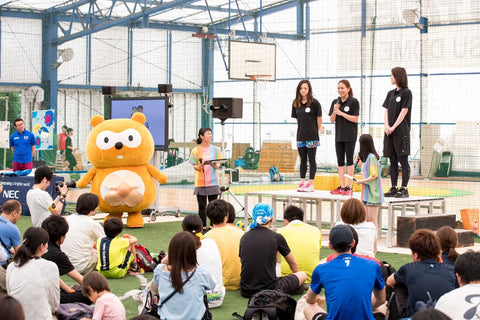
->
[337, 96, 342, 104]
[199, 158, 203, 164]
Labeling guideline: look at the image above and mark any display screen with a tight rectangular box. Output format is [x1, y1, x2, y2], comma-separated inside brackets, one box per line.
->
[109, 96, 169, 150]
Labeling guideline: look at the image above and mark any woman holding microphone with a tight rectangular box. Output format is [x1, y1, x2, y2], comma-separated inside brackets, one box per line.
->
[189, 127, 222, 230]
[329, 79, 359, 196]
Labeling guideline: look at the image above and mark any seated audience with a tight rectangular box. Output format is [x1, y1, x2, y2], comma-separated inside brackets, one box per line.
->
[436, 225, 460, 287]
[7, 227, 60, 320]
[304, 224, 385, 320]
[277, 205, 321, 283]
[339, 198, 377, 257]
[153, 232, 215, 320]
[41, 215, 91, 304]
[239, 203, 306, 298]
[204, 199, 243, 290]
[182, 214, 225, 308]
[0, 293, 25, 320]
[81, 271, 126, 320]
[0, 200, 22, 293]
[386, 229, 456, 317]
[435, 250, 480, 319]
[62, 193, 105, 274]
[97, 217, 139, 278]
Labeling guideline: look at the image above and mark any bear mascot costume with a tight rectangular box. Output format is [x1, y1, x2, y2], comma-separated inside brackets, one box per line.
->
[77, 112, 167, 228]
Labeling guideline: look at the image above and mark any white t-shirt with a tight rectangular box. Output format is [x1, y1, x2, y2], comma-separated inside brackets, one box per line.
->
[197, 238, 225, 308]
[7, 258, 60, 320]
[336, 221, 377, 257]
[62, 214, 105, 274]
[26, 187, 54, 227]
[435, 284, 480, 319]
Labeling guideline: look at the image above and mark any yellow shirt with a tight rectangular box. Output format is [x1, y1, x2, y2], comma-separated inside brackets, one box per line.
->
[277, 220, 321, 283]
[205, 225, 243, 290]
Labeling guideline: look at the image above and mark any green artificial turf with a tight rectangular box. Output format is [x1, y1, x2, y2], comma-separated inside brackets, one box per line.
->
[15, 214, 414, 319]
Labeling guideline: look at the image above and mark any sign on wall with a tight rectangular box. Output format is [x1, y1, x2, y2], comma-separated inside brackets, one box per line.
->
[32, 109, 55, 150]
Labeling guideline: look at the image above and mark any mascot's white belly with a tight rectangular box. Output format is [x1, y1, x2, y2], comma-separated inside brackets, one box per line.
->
[100, 170, 145, 207]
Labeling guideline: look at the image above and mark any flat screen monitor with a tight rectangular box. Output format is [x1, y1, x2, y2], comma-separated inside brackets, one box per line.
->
[109, 96, 169, 150]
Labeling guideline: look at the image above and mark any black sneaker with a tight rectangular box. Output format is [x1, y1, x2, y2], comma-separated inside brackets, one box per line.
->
[384, 186, 398, 197]
[395, 187, 409, 198]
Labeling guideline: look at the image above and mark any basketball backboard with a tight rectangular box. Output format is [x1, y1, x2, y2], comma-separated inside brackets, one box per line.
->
[228, 40, 276, 81]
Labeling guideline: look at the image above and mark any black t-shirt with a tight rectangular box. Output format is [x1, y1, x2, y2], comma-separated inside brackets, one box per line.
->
[239, 227, 291, 296]
[42, 241, 75, 276]
[382, 87, 412, 136]
[394, 259, 456, 316]
[328, 96, 359, 142]
[291, 98, 322, 142]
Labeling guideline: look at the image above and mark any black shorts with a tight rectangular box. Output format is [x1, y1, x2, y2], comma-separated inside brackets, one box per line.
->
[313, 312, 328, 320]
[275, 274, 300, 295]
[383, 134, 410, 158]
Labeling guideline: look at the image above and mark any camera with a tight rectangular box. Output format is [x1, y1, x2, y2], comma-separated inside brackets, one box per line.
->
[54, 180, 77, 196]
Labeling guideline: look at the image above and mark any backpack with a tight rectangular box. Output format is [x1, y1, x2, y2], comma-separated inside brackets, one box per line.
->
[135, 244, 158, 272]
[269, 167, 281, 182]
[233, 289, 297, 320]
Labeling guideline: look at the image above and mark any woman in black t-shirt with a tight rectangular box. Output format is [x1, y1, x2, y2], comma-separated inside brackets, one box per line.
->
[328, 80, 359, 196]
[382, 67, 412, 198]
[291, 80, 322, 192]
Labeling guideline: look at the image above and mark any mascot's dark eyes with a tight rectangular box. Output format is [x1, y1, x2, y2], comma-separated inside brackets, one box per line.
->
[95, 129, 141, 150]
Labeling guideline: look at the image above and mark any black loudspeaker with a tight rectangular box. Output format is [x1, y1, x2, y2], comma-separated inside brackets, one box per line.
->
[102, 86, 116, 95]
[211, 98, 243, 120]
[158, 84, 173, 94]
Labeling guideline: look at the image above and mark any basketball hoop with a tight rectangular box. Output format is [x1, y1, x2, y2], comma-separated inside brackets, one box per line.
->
[248, 74, 271, 82]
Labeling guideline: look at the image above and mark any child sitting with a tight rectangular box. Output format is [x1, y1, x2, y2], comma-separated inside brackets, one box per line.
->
[81, 271, 126, 320]
[97, 217, 140, 278]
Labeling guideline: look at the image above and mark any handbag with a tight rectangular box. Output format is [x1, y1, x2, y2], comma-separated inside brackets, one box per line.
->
[141, 268, 197, 319]
[55, 302, 94, 320]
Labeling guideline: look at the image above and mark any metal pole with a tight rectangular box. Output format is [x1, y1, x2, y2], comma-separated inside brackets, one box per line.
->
[1, 97, 8, 170]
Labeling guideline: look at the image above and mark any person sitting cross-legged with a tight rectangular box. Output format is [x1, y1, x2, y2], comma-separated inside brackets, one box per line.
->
[97, 217, 140, 278]
[386, 229, 456, 318]
[304, 224, 385, 320]
[204, 199, 244, 290]
[239, 203, 307, 298]
[41, 215, 92, 304]
[435, 250, 480, 319]
[277, 205, 321, 284]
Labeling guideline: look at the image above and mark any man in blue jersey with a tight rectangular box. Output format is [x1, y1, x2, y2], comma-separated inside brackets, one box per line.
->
[304, 224, 386, 320]
[9, 118, 36, 171]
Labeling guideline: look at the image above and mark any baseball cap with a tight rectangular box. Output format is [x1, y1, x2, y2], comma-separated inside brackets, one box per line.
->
[329, 224, 354, 252]
[249, 203, 273, 229]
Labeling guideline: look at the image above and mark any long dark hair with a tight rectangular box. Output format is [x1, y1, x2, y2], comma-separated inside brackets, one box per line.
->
[338, 79, 354, 98]
[167, 232, 198, 292]
[13, 227, 49, 268]
[391, 67, 408, 88]
[436, 226, 459, 262]
[293, 80, 313, 108]
[181, 214, 203, 249]
[196, 127, 211, 145]
[358, 134, 380, 162]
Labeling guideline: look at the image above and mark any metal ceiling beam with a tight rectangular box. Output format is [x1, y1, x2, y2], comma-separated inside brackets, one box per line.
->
[48, 0, 197, 44]
[214, 0, 304, 29]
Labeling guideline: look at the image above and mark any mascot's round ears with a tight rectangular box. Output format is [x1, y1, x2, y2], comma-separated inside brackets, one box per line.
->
[90, 113, 146, 128]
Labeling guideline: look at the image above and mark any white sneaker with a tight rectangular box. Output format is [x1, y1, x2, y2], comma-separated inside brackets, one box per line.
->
[303, 182, 314, 192]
